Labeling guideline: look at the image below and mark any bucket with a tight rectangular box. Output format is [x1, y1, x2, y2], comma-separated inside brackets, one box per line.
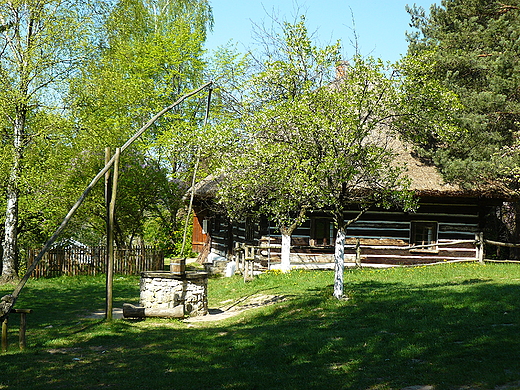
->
[170, 258, 186, 276]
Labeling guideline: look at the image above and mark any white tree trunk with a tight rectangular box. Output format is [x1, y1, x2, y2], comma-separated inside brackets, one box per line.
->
[334, 228, 346, 299]
[2, 113, 24, 281]
[280, 231, 292, 272]
[2, 189, 19, 279]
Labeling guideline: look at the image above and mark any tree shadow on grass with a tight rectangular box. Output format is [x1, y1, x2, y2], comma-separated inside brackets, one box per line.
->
[2, 278, 520, 389]
[0, 275, 140, 347]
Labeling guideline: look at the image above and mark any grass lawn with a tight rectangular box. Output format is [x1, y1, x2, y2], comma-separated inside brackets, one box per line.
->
[1, 263, 520, 389]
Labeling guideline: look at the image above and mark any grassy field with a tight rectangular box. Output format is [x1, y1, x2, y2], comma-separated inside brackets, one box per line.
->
[1, 263, 520, 389]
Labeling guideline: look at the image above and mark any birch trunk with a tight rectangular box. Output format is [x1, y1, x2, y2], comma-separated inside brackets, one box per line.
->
[1, 4, 33, 281]
[280, 230, 291, 273]
[333, 227, 346, 299]
[1, 111, 24, 281]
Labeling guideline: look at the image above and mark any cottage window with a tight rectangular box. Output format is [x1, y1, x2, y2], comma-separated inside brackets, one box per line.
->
[411, 221, 438, 251]
[310, 218, 334, 246]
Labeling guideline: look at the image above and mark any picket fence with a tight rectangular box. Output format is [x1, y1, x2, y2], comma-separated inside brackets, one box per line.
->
[25, 245, 164, 278]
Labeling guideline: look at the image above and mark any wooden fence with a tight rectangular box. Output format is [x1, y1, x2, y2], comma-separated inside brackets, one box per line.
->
[482, 238, 520, 263]
[25, 246, 164, 278]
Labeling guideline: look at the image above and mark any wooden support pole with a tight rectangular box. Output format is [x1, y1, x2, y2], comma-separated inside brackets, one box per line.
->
[106, 148, 120, 321]
[2, 317, 7, 352]
[105, 148, 112, 320]
[19, 313, 26, 350]
[180, 87, 212, 258]
[13, 309, 32, 350]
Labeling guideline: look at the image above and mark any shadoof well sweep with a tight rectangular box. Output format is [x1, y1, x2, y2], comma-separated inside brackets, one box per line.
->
[1, 82, 214, 351]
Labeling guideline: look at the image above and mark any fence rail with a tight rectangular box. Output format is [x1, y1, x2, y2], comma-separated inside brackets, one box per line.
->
[25, 246, 164, 278]
[484, 239, 520, 248]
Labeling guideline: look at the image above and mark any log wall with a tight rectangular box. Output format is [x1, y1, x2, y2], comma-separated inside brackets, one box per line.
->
[198, 197, 489, 266]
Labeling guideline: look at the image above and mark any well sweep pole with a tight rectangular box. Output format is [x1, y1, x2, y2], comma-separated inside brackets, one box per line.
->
[0, 82, 213, 321]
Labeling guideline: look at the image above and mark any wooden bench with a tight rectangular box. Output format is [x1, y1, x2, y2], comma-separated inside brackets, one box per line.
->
[2, 309, 32, 352]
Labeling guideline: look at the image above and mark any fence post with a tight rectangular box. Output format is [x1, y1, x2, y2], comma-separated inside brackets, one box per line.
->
[476, 232, 485, 264]
[2, 317, 7, 352]
[14, 309, 32, 350]
[355, 238, 361, 268]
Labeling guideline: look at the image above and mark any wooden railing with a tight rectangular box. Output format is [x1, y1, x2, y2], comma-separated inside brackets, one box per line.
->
[231, 233, 520, 271]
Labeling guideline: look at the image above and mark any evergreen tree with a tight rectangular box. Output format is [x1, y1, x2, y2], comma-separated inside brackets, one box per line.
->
[405, 0, 520, 189]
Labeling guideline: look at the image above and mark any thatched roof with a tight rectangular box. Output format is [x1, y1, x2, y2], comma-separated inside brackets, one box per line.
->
[387, 133, 514, 199]
[191, 174, 219, 199]
[387, 134, 461, 196]
[192, 134, 514, 201]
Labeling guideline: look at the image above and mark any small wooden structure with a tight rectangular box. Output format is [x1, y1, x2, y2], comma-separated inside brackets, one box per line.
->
[2, 309, 32, 352]
[233, 244, 257, 281]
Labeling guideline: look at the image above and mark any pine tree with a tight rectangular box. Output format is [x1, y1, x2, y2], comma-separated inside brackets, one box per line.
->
[405, 0, 520, 188]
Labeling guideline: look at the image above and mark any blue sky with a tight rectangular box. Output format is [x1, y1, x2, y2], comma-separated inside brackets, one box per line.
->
[205, 0, 435, 63]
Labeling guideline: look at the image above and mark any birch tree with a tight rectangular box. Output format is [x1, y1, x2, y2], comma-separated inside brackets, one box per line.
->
[0, 0, 100, 281]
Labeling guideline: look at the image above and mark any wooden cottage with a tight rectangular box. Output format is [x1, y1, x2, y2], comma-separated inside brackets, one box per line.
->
[191, 137, 513, 268]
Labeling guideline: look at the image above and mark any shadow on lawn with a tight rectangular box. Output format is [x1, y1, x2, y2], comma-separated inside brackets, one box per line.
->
[2, 278, 520, 390]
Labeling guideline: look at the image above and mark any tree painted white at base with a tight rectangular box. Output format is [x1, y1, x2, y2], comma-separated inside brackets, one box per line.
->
[281, 232, 292, 272]
[334, 229, 346, 299]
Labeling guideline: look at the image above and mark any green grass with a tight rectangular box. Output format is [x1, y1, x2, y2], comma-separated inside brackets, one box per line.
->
[1, 263, 520, 389]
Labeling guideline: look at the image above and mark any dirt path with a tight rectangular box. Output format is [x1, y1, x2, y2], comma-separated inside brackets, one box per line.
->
[184, 294, 287, 323]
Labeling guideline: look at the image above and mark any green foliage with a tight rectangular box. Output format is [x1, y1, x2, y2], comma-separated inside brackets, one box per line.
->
[70, 0, 211, 150]
[405, 0, 520, 189]
[395, 51, 465, 147]
[0, 0, 217, 268]
[143, 213, 195, 257]
[0, 0, 107, 277]
[247, 16, 341, 104]
[67, 0, 214, 248]
[218, 46, 417, 233]
[216, 17, 341, 231]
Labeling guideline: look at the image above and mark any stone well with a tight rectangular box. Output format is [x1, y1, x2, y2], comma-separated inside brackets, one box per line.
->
[140, 271, 208, 316]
